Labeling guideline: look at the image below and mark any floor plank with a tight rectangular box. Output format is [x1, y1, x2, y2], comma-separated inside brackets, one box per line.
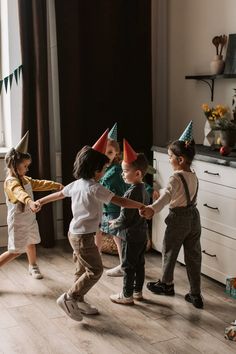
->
[0, 242, 235, 354]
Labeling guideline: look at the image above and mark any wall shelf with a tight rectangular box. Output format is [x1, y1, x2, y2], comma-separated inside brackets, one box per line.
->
[185, 74, 236, 101]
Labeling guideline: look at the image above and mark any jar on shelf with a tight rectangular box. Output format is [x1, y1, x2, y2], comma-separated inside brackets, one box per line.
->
[210, 55, 225, 75]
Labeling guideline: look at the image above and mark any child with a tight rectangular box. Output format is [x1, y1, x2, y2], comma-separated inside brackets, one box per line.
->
[2, 131, 63, 279]
[37, 131, 145, 322]
[140, 122, 203, 309]
[109, 139, 150, 305]
[96, 124, 158, 277]
[95, 124, 128, 277]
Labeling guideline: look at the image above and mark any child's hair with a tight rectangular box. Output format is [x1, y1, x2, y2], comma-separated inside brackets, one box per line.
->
[5, 148, 31, 211]
[107, 138, 121, 164]
[130, 153, 149, 177]
[73, 145, 110, 179]
[5, 148, 31, 179]
[168, 140, 196, 165]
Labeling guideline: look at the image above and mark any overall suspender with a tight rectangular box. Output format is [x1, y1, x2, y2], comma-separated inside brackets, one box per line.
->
[177, 173, 198, 207]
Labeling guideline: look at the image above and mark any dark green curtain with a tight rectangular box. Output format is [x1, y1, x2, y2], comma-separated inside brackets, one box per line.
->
[18, 0, 55, 247]
[55, 0, 152, 233]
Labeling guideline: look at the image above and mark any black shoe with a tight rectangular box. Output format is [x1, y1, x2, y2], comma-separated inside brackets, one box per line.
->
[146, 280, 175, 295]
[185, 293, 204, 309]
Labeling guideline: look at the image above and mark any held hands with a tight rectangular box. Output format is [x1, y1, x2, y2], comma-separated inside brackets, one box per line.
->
[108, 219, 117, 229]
[139, 206, 155, 220]
[58, 183, 64, 191]
[152, 190, 160, 201]
[28, 200, 41, 213]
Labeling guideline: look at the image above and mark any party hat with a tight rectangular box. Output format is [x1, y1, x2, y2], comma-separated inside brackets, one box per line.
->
[92, 129, 109, 153]
[108, 123, 118, 141]
[15, 131, 29, 153]
[123, 139, 137, 163]
[179, 121, 193, 142]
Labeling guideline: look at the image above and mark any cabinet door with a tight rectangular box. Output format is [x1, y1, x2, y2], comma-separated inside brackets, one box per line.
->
[152, 152, 185, 263]
[0, 204, 7, 226]
[198, 180, 236, 240]
[0, 158, 5, 181]
[152, 207, 168, 252]
[0, 181, 5, 204]
[152, 152, 171, 251]
[192, 159, 236, 189]
[201, 227, 236, 284]
[0, 226, 8, 247]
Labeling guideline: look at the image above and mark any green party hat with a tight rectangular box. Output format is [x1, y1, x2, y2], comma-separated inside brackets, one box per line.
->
[179, 121, 193, 142]
[108, 123, 118, 141]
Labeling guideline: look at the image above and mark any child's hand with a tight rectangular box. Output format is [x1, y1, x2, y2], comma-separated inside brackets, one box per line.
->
[58, 183, 64, 191]
[152, 190, 160, 201]
[34, 200, 41, 212]
[139, 206, 154, 219]
[108, 219, 116, 229]
[28, 200, 41, 213]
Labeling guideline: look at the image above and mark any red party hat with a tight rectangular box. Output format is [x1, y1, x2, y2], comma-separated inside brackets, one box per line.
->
[92, 129, 109, 153]
[123, 139, 137, 163]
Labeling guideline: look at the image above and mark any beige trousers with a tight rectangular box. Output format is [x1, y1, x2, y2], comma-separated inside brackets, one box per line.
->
[67, 232, 103, 300]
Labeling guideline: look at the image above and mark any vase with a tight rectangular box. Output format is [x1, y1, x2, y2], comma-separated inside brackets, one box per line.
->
[210, 55, 225, 75]
[220, 130, 236, 148]
[203, 120, 215, 146]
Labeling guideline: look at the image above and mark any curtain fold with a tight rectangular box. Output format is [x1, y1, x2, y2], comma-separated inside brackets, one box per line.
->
[55, 0, 152, 233]
[18, 0, 55, 247]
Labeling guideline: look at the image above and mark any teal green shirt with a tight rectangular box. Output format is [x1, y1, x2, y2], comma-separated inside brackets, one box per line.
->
[100, 164, 154, 214]
[100, 164, 128, 213]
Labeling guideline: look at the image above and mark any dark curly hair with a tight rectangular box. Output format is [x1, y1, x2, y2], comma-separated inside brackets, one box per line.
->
[73, 146, 110, 179]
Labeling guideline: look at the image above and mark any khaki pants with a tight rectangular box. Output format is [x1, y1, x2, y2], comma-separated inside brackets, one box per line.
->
[67, 232, 103, 300]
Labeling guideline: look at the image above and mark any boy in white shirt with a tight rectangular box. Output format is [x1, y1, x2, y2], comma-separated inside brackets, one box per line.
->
[38, 144, 144, 321]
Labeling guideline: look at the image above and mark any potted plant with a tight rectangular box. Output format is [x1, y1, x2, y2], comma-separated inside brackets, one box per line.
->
[201, 104, 229, 146]
[213, 117, 236, 148]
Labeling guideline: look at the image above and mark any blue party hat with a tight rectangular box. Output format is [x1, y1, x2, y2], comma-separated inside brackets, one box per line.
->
[179, 121, 193, 142]
[108, 123, 118, 141]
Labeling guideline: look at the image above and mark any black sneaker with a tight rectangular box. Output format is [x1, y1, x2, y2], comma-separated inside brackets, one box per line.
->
[146, 280, 175, 295]
[185, 293, 204, 309]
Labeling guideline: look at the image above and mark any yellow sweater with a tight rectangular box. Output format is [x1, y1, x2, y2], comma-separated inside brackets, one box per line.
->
[4, 176, 61, 205]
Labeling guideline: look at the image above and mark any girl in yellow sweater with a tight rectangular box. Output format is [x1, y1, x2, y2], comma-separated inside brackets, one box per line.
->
[1, 132, 63, 279]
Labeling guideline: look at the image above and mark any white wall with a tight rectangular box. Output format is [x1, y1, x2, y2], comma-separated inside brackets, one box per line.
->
[0, 0, 22, 148]
[168, 0, 236, 143]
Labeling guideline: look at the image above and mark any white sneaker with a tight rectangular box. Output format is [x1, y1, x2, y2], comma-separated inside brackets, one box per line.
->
[106, 265, 124, 277]
[110, 292, 134, 305]
[29, 264, 43, 279]
[77, 300, 99, 315]
[133, 291, 144, 301]
[57, 293, 83, 321]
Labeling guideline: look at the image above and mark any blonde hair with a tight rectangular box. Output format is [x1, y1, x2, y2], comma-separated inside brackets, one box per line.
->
[107, 138, 121, 164]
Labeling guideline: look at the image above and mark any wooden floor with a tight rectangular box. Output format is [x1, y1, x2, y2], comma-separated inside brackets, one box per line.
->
[0, 241, 236, 354]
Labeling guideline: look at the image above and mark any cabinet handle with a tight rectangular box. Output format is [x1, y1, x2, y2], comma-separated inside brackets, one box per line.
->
[153, 158, 157, 174]
[204, 170, 220, 176]
[203, 203, 219, 211]
[202, 250, 216, 257]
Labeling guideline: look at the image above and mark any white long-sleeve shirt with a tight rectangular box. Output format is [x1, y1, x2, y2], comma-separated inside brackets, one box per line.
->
[151, 170, 198, 213]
